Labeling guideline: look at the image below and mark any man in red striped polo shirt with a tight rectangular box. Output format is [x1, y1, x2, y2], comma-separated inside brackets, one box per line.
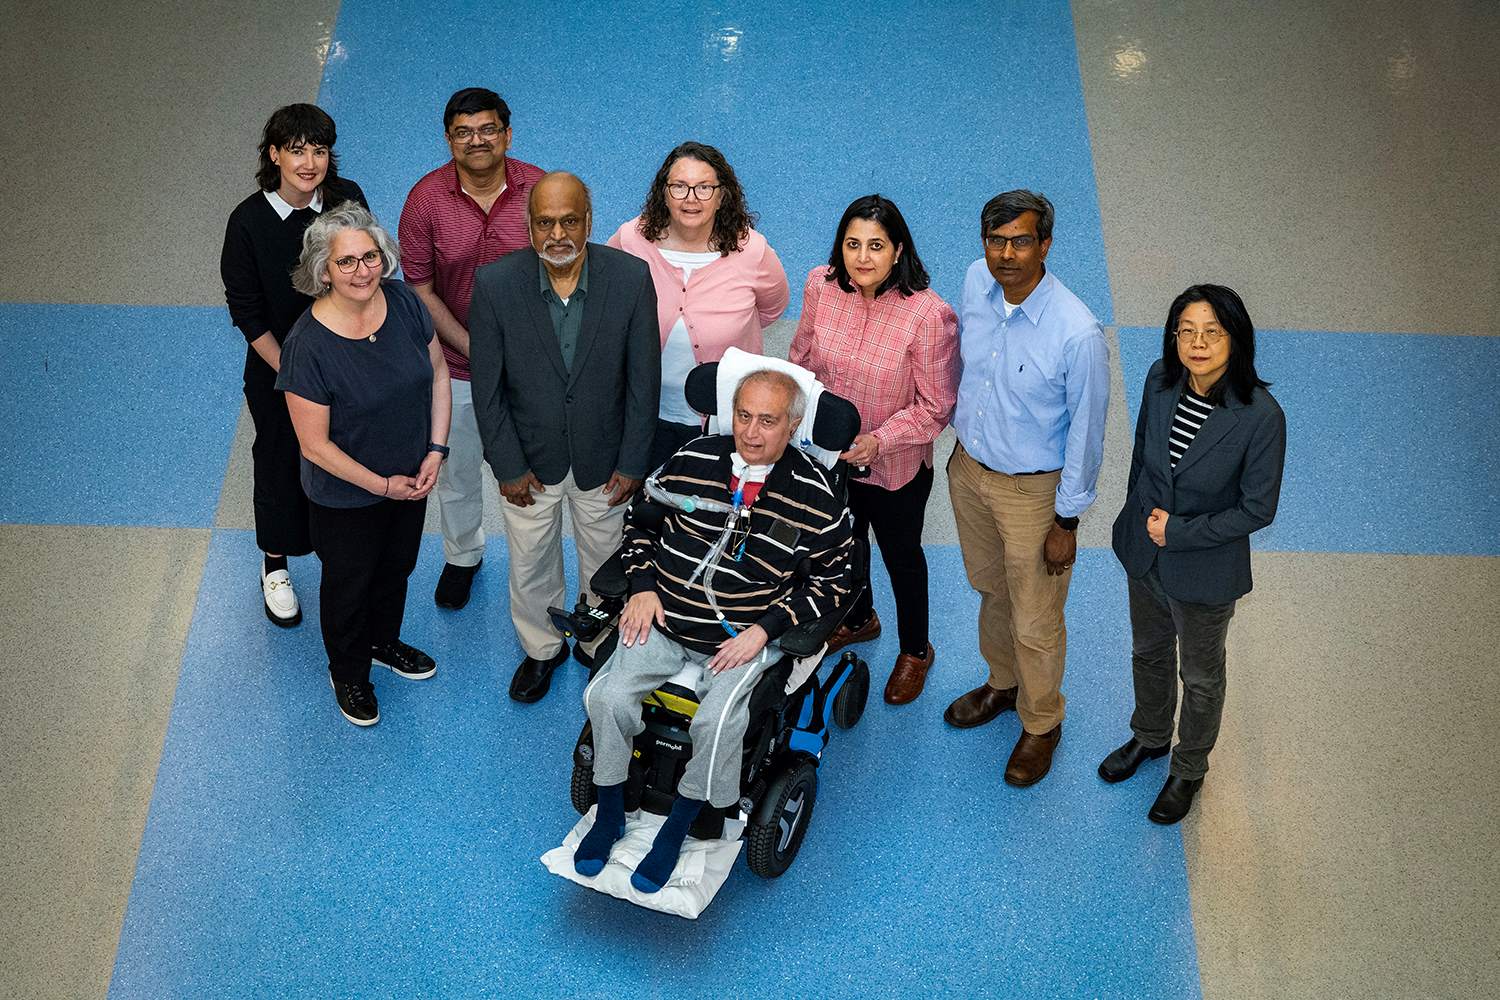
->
[399, 87, 545, 610]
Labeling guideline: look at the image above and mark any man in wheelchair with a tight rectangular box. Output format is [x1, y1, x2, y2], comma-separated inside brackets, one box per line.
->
[573, 368, 855, 893]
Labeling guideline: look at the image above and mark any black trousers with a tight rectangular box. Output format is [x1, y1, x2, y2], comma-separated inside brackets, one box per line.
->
[1127, 563, 1237, 780]
[309, 496, 427, 683]
[846, 462, 934, 655]
[244, 366, 312, 557]
[648, 418, 704, 473]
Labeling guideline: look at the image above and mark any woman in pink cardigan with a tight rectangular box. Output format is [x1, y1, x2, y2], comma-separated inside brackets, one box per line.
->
[609, 141, 789, 469]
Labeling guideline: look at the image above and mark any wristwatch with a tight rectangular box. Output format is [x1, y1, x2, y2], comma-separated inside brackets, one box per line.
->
[1053, 513, 1079, 531]
[427, 442, 450, 459]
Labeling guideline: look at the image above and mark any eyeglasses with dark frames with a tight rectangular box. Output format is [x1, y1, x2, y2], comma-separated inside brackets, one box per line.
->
[666, 182, 722, 201]
[333, 249, 383, 274]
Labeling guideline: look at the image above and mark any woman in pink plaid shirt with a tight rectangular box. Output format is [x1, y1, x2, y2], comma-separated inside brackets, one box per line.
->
[790, 194, 959, 705]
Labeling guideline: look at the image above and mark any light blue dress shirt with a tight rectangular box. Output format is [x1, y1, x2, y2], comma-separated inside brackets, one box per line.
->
[953, 261, 1110, 518]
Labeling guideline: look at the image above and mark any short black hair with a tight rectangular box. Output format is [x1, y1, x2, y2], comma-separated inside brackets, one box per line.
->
[255, 104, 340, 192]
[980, 189, 1054, 242]
[1158, 284, 1271, 406]
[443, 87, 510, 129]
[824, 194, 931, 298]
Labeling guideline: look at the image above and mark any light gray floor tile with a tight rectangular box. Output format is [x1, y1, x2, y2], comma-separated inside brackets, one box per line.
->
[1179, 551, 1500, 1000]
[1073, 1, 1500, 334]
[0, 525, 208, 1000]
[0, 0, 342, 306]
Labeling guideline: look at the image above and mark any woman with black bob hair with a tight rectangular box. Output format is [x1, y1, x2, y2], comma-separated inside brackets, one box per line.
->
[1102, 283, 1286, 824]
[609, 141, 789, 470]
[221, 104, 368, 630]
[789, 194, 959, 706]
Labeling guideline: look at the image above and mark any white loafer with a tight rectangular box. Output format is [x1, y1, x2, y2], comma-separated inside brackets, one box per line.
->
[261, 566, 302, 627]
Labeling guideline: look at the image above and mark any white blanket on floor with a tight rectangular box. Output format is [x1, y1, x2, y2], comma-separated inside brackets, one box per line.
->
[540, 808, 745, 920]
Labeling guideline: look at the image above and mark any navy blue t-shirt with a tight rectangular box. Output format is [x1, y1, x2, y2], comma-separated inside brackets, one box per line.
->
[276, 280, 435, 508]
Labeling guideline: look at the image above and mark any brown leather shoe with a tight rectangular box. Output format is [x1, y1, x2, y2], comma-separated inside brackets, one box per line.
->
[883, 644, 935, 705]
[1004, 724, 1062, 787]
[942, 683, 1018, 728]
[825, 611, 881, 653]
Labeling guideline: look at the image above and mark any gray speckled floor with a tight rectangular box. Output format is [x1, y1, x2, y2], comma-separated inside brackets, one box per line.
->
[0, 525, 209, 1000]
[1072, 0, 1500, 334]
[1180, 552, 1500, 1000]
[0, 0, 343, 307]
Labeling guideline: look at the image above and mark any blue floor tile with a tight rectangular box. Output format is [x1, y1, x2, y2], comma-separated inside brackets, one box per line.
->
[1118, 327, 1500, 556]
[319, 0, 1112, 323]
[0, 304, 243, 527]
[110, 530, 1199, 999]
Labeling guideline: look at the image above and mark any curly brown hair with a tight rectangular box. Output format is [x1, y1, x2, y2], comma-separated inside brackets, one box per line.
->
[636, 142, 756, 256]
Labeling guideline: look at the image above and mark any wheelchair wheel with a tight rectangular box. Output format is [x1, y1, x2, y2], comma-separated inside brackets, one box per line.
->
[570, 758, 597, 816]
[746, 759, 818, 879]
[832, 657, 870, 730]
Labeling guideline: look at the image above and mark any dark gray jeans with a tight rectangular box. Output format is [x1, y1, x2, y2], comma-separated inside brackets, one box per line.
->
[1127, 564, 1237, 781]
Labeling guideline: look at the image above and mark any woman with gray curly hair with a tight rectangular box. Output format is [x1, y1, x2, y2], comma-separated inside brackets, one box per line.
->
[276, 203, 452, 727]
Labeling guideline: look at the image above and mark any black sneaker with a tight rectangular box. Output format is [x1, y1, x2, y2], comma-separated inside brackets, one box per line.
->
[371, 639, 436, 680]
[330, 676, 379, 726]
[434, 559, 482, 610]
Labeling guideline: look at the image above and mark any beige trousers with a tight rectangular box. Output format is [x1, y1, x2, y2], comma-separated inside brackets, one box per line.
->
[947, 443, 1072, 734]
[498, 471, 626, 660]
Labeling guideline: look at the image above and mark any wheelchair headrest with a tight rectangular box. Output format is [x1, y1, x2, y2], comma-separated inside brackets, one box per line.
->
[686, 349, 861, 468]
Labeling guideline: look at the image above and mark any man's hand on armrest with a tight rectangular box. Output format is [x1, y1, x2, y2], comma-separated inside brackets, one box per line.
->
[708, 625, 769, 675]
[620, 591, 665, 648]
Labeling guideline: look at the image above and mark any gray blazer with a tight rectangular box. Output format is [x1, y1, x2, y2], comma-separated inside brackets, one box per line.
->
[1112, 358, 1286, 604]
[469, 244, 661, 490]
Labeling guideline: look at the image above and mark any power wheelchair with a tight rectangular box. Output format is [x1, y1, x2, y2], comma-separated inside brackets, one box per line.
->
[549, 357, 872, 879]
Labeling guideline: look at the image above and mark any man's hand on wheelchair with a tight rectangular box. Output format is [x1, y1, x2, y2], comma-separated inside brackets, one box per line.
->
[619, 591, 666, 647]
[708, 624, 769, 674]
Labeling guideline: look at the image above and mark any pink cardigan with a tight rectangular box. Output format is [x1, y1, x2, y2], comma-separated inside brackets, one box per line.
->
[608, 216, 789, 360]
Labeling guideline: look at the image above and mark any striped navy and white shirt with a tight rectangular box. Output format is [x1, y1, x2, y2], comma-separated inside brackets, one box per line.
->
[623, 435, 855, 653]
[1169, 387, 1215, 467]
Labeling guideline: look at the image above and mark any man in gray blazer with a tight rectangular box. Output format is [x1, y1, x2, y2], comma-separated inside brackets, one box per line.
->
[469, 172, 661, 702]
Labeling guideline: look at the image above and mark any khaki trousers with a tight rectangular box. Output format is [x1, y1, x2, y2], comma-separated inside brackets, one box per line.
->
[498, 471, 626, 660]
[948, 443, 1072, 733]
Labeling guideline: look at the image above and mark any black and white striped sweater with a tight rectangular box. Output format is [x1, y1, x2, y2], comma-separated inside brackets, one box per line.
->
[623, 435, 855, 653]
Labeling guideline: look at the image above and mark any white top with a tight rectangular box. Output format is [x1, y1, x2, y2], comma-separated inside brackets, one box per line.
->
[264, 187, 324, 221]
[657, 248, 721, 424]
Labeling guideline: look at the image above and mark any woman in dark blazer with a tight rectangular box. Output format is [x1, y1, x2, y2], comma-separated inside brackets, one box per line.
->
[1100, 284, 1286, 824]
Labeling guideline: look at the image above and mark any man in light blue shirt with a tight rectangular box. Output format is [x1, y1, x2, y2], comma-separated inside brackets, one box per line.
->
[944, 190, 1109, 788]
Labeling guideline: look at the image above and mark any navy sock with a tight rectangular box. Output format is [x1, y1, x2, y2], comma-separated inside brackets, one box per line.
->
[574, 782, 625, 877]
[630, 795, 704, 893]
[263, 554, 288, 574]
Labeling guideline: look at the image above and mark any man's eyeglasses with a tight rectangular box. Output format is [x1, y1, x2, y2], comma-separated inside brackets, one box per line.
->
[449, 124, 504, 142]
[333, 249, 383, 273]
[666, 182, 722, 201]
[984, 234, 1038, 252]
[1174, 328, 1227, 344]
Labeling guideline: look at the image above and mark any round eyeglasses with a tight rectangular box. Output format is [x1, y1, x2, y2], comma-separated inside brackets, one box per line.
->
[333, 249, 383, 274]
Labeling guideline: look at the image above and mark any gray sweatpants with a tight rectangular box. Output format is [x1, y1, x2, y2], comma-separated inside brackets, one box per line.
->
[583, 628, 776, 808]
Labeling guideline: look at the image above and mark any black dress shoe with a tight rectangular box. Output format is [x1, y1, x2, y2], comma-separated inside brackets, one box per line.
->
[509, 645, 569, 703]
[434, 559, 482, 610]
[573, 644, 595, 670]
[1148, 775, 1203, 825]
[1098, 737, 1170, 783]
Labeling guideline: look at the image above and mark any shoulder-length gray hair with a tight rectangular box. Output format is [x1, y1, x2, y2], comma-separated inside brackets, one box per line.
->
[292, 202, 400, 297]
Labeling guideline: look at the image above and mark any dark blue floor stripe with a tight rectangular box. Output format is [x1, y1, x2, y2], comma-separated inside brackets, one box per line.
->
[0, 304, 243, 527]
[318, 0, 1113, 322]
[109, 530, 1200, 999]
[1118, 327, 1500, 556]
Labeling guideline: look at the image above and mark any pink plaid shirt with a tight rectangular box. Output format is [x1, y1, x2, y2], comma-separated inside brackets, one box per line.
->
[789, 266, 959, 490]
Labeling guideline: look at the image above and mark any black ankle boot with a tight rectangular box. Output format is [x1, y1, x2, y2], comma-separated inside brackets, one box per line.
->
[1148, 775, 1203, 825]
[1098, 737, 1170, 783]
